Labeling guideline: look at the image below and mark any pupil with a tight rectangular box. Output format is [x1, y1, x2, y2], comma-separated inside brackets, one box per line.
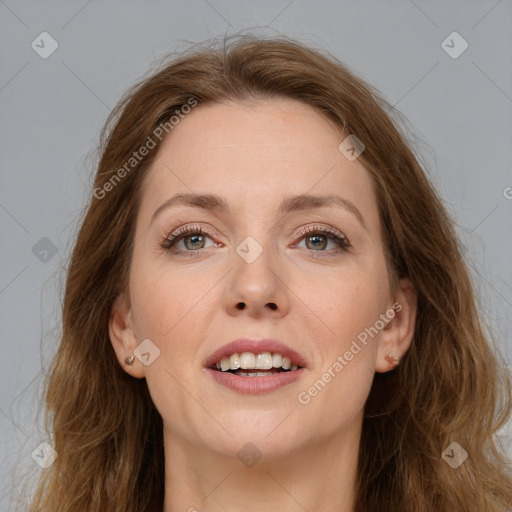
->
[185, 234, 204, 250]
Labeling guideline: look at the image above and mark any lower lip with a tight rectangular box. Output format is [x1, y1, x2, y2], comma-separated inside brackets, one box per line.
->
[206, 368, 305, 395]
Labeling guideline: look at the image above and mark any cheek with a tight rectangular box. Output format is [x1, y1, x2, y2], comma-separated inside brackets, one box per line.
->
[297, 306, 379, 427]
[130, 279, 174, 339]
[296, 259, 388, 416]
[295, 340, 375, 436]
[305, 260, 390, 344]
[128, 257, 219, 366]
[129, 246, 191, 330]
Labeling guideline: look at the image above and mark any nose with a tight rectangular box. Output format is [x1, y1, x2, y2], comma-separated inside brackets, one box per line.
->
[222, 245, 291, 319]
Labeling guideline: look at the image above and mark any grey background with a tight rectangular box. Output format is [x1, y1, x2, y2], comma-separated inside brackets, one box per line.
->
[1, 0, 511, 509]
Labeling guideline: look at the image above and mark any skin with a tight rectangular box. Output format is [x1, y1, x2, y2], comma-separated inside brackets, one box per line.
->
[109, 98, 417, 512]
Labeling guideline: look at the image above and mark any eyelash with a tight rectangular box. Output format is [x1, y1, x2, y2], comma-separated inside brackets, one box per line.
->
[159, 223, 351, 258]
[296, 225, 351, 257]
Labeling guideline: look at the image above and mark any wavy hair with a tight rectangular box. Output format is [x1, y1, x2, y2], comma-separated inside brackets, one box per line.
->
[28, 36, 512, 511]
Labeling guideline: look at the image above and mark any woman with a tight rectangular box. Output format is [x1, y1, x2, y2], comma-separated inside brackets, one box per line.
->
[29, 36, 512, 511]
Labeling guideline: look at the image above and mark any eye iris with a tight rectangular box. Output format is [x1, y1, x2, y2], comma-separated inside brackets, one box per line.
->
[184, 234, 205, 250]
[306, 234, 327, 250]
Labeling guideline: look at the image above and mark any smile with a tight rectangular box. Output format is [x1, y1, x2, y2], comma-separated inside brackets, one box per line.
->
[205, 338, 307, 394]
[211, 351, 301, 375]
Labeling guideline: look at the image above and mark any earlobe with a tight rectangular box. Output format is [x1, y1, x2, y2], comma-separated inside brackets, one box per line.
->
[108, 292, 145, 378]
[375, 278, 417, 373]
[384, 353, 400, 369]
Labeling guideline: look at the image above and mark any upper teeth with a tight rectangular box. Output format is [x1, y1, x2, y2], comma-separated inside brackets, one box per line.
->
[215, 352, 299, 372]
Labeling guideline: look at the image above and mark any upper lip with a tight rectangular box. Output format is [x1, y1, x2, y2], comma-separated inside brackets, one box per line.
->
[205, 338, 307, 369]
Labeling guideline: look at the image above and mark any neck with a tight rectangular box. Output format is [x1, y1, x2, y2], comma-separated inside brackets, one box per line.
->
[162, 412, 362, 512]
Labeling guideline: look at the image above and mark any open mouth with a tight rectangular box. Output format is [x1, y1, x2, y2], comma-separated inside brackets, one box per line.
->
[210, 352, 303, 377]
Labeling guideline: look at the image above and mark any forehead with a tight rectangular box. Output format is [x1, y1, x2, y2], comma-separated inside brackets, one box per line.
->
[139, 98, 379, 227]
[153, 98, 345, 172]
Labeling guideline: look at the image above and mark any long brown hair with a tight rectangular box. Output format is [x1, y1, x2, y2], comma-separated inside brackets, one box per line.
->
[28, 35, 512, 511]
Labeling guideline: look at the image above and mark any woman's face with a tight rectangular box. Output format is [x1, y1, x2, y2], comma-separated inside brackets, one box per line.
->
[110, 98, 415, 460]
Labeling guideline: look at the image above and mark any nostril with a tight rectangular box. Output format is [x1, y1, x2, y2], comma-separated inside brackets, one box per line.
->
[236, 302, 245, 310]
[267, 303, 277, 310]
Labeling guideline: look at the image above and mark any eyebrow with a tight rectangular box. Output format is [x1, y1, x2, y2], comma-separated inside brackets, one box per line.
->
[150, 192, 368, 230]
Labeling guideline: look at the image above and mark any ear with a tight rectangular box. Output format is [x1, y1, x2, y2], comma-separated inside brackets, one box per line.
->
[375, 277, 417, 373]
[109, 291, 145, 378]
